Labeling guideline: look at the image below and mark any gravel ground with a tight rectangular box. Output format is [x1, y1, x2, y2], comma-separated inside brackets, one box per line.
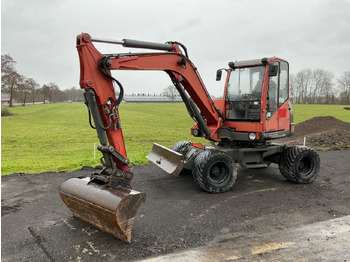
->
[2, 150, 350, 261]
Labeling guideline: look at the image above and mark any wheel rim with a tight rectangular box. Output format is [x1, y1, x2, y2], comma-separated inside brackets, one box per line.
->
[209, 162, 230, 185]
[298, 155, 314, 178]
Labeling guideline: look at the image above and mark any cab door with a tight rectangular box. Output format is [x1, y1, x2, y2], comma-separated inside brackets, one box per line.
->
[265, 61, 289, 132]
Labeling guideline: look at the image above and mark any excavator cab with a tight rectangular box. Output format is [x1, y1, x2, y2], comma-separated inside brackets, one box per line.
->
[213, 57, 294, 142]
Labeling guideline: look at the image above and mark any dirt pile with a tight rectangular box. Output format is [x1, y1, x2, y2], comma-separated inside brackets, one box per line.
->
[278, 116, 350, 150]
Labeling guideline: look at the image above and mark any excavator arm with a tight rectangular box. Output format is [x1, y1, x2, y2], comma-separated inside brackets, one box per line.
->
[60, 33, 223, 243]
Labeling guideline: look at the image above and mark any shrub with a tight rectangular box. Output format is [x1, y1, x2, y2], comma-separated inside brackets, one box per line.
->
[1, 107, 14, 116]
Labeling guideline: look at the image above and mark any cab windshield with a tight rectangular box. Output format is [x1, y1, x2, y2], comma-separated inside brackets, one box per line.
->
[226, 66, 265, 121]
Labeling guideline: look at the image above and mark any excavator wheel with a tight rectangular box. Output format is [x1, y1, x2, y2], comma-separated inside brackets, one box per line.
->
[278, 146, 320, 184]
[171, 141, 192, 175]
[192, 150, 237, 193]
[171, 141, 191, 155]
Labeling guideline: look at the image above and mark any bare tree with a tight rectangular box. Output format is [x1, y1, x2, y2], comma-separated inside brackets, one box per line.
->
[42, 84, 52, 103]
[292, 69, 312, 104]
[1, 54, 20, 107]
[64, 87, 84, 102]
[309, 69, 334, 104]
[2, 71, 23, 107]
[52, 85, 66, 102]
[41, 83, 65, 103]
[162, 85, 178, 102]
[290, 69, 335, 104]
[17, 77, 31, 106]
[25, 78, 40, 104]
[1, 54, 16, 76]
[337, 71, 350, 105]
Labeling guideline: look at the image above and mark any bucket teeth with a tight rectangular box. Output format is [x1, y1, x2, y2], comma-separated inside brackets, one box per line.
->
[59, 177, 146, 243]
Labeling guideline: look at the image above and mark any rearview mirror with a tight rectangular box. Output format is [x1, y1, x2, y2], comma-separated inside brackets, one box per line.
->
[216, 70, 223, 81]
[268, 65, 278, 77]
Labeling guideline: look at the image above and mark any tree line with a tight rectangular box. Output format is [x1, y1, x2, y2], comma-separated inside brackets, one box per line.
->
[1, 54, 83, 106]
[2, 54, 349, 106]
[290, 69, 350, 105]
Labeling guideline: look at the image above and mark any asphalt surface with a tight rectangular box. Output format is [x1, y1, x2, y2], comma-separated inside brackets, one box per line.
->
[144, 215, 350, 262]
[2, 150, 350, 261]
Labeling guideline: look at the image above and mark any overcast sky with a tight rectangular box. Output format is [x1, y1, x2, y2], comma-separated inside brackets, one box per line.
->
[2, 0, 350, 97]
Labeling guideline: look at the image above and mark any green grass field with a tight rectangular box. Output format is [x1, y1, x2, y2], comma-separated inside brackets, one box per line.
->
[1, 103, 349, 174]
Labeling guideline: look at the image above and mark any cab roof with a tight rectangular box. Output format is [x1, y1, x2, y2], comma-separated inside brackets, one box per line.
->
[229, 57, 273, 68]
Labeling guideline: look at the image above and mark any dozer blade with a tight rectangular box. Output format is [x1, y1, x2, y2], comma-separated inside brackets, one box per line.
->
[146, 143, 184, 176]
[59, 177, 146, 243]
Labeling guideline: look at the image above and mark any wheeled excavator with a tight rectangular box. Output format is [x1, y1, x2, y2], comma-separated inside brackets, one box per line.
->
[59, 33, 320, 243]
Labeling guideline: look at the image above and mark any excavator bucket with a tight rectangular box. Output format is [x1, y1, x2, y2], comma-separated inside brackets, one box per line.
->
[59, 177, 146, 243]
[146, 143, 184, 176]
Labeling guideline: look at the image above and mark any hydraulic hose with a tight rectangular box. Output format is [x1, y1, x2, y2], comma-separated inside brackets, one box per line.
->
[98, 55, 124, 108]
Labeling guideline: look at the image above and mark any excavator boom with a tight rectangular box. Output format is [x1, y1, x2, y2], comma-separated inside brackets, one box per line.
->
[60, 33, 223, 243]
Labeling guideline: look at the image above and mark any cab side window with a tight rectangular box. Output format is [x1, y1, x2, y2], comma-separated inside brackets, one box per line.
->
[279, 61, 288, 106]
[267, 62, 279, 119]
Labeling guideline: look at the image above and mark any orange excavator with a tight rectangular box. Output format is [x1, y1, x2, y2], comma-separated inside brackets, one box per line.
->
[59, 33, 320, 243]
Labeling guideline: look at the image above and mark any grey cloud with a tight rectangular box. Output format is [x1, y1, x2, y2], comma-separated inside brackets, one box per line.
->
[2, 0, 349, 97]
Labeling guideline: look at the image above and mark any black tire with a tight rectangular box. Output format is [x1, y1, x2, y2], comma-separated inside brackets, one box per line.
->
[171, 141, 192, 175]
[279, 146, 320, 184]
[192, 150, 237, 193]
[171, 141, 191, 155]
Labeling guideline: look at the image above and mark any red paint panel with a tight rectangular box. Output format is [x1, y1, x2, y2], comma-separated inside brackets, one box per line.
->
[192, 143, 204, 149]
[279, 108, 287, 118]
[223, 121, 263, 132]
